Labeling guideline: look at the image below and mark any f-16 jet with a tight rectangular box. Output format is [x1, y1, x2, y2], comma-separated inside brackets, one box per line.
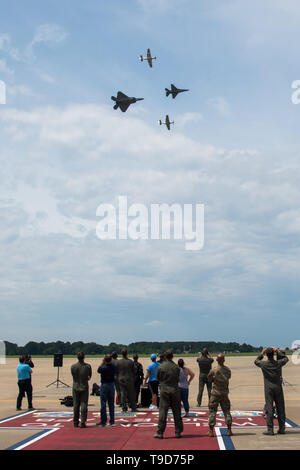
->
[158, 115, 174, 131]
[165, 84, 189, 99]
[111, 91, 144, 112]
[139, 48, 157, 68]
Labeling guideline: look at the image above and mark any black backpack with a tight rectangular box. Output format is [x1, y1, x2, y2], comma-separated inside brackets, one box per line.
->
[60, 395, 73, 407]
[91, 383, 100, 396]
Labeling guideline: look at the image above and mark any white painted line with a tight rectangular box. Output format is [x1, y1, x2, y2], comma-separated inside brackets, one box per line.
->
[0, 426, 54, 430]
[215, 427, 226, 450]
[0, 410, 35, 424]
[14, 428, 59, 450]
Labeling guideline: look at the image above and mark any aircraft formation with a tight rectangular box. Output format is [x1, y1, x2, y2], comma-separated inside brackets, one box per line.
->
[111, 48, 189, 130]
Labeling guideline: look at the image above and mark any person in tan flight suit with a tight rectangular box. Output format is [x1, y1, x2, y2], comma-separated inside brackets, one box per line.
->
[71, 351, 92, 428]
[207, 354, 232, 437]
[116, 349, 137, 412]
[154, 350, 183, 439]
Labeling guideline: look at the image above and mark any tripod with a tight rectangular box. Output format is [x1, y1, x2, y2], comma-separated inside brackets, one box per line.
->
[46, 366, 70, 388]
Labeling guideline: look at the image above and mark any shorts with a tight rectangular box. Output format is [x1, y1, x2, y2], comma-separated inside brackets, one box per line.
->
[148, 380, 159, 396]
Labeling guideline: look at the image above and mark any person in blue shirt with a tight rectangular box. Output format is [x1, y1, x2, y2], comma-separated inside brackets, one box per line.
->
[144, 354, 160, 410]
[97, 354, 116, 427]
[16, 356, 33, 411]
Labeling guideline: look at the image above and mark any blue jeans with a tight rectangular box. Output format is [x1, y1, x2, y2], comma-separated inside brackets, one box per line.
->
[179, 387, 189, 413]
[100, 383, 115, 425]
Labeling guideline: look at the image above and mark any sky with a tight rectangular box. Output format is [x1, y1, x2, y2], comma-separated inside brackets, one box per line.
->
[0, 0, 300, 347]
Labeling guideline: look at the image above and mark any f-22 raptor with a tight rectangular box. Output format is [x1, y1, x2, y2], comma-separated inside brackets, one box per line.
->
[165, 84, 189, 99]
[111, 91, 144, 112]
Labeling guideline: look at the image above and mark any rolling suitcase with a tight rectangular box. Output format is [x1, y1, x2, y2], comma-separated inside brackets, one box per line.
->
[141, 386, 152, 407]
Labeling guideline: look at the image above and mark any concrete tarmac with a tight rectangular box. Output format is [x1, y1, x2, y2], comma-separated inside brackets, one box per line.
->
[0, 355, 299, 450]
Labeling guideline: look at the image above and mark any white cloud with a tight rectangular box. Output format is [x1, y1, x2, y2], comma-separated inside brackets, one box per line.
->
[0, 34, 22, 62]
[0, 34, 10, 50]
[0, 58, 14, 77]
[0, 101, 299, 344]
[175, 112, 203, 127]
[137, 0, 180, 14]
[145, 320, 164, 327]
[7, 85, 36, 97]
[25, 24, 68, 61]
[207, 97, 231, 117]
[35, 69, 56, 84]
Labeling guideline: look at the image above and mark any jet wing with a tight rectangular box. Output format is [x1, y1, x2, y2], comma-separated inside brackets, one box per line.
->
[117, 91, 129, 100]
[147, 49, 152, 67]
[119, 102, 131, 112]
[166, 115, 170, 130]
[171, 84, 178, 98]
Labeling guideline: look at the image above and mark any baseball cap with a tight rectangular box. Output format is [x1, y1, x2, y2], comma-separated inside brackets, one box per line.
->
[150, 354, 157, 360]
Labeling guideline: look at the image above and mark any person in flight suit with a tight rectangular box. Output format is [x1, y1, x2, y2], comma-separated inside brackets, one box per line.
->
[207, 354, 232, 437]
[197, 348, 214, 406]
[154, 350, 183, 439]
[71, 351, 92, 428]
[254, 347, 289, 435]
[133, 354, 144, 407]
[116, 349, 137, 412]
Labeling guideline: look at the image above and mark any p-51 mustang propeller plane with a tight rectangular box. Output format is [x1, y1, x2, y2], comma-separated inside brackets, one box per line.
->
[139, 48, 157, 68]
[158, 115, 174, 131]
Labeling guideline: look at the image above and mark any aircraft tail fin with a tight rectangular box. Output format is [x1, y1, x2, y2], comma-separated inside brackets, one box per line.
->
[165, 88, 171, 97]
[158, 120, 162, 125]
[139, 55, 143, 62]
[111, 96, 118, 110]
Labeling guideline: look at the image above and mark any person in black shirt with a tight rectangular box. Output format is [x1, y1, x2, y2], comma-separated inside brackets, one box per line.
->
[97, 354, 116, 427]
[24, 355, 34, 369]
[197, 348, 214, 406]
[133, 354, 144, 406]
[111, 351, 121, 405]
[24, 355, 34, 392]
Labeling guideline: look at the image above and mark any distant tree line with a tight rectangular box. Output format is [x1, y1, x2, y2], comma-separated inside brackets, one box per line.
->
[4, 340, 260, 356]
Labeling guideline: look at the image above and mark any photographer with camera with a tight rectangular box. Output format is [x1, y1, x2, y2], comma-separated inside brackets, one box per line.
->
[254, 347, 289, 435]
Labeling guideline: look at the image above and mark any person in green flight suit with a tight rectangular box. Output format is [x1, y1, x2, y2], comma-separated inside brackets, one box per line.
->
[254, 347, 289, 435]
[71, 351, 92, 428]
[207, 354, 232, 437]
[154, 350, 183, 439]
[116, 349, 137, 412]
[196, 348, 214, 406]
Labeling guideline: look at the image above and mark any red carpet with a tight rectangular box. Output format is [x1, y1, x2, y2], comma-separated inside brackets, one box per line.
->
[1, 409, 297, 450]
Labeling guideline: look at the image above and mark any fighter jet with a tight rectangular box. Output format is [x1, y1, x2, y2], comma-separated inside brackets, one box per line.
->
[111, 91, 144, 112]
[158, 115, 174, 131]
[165, 84, 189, 99]
[139, 48, 157, 68]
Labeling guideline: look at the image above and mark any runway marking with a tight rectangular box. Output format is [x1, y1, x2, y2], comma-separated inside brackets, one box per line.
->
[7, 429, 59, 450]
[215, 427, 226, 450]
[0, 410, 35, 424]
[1, 409, 298, 451]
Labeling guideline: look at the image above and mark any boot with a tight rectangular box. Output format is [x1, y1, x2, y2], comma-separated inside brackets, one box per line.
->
[277, 428, 286, 435]
[207, 426, 214, 437]
[263, 428, 274, 436]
